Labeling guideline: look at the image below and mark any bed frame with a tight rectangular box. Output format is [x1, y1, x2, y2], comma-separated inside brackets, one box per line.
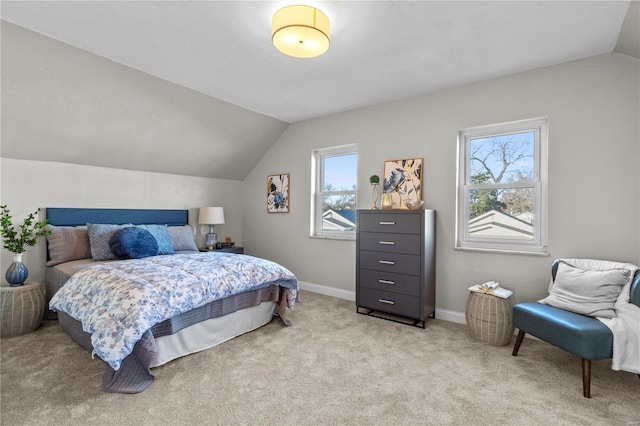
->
[46, 207, 189, 227]
[44, 207, 191, 301]
[44, 207, 288, 393]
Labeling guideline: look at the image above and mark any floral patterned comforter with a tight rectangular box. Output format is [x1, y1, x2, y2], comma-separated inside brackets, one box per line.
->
[49, 253, 298, 370]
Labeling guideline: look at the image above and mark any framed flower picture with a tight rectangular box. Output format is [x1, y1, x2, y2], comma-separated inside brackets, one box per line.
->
[383, 158, 423, 209]
[267, 173, 290, 213]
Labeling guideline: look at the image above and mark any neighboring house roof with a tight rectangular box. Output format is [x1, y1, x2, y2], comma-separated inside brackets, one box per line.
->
[323, 209, 356, 231]
[514, 211, 534, 223]
[469, 210, 533, 240]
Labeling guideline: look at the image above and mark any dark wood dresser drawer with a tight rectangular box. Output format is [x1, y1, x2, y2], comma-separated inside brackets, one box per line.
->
[359, 251, 421, 275]
[358, 212, 421, 234]
[358, 288, 420, 318]
[358, 269, 421, 297]
[356, 209, 435, 327]
[358, 232, 421, 255]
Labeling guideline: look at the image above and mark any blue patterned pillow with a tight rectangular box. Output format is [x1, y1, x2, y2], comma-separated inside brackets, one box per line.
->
[87, 223, 133, 260]
[109, 227, 159, 259]
[137, 224, 175, 255]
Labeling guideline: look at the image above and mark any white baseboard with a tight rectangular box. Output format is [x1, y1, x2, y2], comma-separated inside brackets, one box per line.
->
[297, 281, 467, 325]
[434, 308, 466, 324]
[298, 281, 356, 301]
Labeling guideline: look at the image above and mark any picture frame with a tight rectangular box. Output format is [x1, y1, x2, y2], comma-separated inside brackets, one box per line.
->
[383, 158, 423, 209]
[267, 173, 290, 213]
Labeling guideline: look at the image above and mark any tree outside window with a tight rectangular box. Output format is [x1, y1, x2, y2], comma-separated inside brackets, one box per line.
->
[457, 118, 548, 253]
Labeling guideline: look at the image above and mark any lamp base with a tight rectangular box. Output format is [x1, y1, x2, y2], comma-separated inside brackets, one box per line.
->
[205, 232, 217, 249]
[205, 224, 217, 249]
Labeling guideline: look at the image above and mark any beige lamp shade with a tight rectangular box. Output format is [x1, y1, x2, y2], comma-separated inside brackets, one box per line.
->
[198, 207, 225, 225]
[272, 5, 330, 58]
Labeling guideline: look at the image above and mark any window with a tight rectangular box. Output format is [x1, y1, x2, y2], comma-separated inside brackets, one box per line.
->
[311, 144, 358, 239]
[456, 118, 548, 254]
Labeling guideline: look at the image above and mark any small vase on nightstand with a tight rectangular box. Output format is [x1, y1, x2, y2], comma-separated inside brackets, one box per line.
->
[5, 253, 28, 287]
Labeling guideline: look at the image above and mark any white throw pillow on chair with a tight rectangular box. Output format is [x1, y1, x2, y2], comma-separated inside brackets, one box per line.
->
[538, 261, 629, 318]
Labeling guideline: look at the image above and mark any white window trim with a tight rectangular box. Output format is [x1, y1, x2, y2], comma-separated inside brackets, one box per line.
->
[311, 144, 358, 240]
[455, 117, 548, 255]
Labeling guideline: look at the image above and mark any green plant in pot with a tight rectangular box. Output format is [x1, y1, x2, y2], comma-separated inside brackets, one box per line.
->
[0, 206, 50, 286]
[369, 175, 381, 209]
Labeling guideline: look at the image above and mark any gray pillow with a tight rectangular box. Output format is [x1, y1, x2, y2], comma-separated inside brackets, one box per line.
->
[539, 261, 630, 318]
[45, 225, 92, 266]
[87, 223, 133, 261]
[167, 225, 199, 252]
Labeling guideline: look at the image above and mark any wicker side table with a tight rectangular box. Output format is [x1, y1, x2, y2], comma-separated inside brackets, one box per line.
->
[1, 282, 45, 338]
[465, 291, 515, 346]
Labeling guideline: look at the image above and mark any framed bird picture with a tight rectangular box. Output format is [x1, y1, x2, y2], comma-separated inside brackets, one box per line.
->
[383, 158, 423, 209]
[267, 173, 290, 213]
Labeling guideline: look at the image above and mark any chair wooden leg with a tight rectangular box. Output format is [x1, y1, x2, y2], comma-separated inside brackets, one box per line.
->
[512, 330, 525, 356]
[582, 358, 591, 398]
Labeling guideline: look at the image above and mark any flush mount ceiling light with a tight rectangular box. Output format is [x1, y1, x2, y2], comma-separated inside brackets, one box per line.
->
[272, 4, 330, 58]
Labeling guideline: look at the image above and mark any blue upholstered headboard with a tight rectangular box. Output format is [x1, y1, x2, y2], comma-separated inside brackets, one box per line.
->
[46, 208, 189, 227]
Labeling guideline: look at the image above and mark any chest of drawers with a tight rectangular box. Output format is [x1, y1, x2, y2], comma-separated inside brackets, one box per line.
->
[356, 209, 436, 328]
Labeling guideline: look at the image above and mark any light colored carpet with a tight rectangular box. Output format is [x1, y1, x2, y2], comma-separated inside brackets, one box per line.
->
[1, 290, 639, 425]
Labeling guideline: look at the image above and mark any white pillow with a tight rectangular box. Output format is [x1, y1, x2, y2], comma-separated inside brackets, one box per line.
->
[539, 261, 630, 318]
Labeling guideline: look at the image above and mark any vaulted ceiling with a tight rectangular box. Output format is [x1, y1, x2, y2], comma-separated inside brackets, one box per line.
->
[1, 1, 638, 179]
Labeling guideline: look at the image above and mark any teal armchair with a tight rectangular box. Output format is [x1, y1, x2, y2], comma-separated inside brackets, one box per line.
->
[511, 260, 640, 398]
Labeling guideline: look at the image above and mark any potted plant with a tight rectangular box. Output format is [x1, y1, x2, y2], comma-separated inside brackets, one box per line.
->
[369, 175, 380, 209]
[0, 206, 50, 286]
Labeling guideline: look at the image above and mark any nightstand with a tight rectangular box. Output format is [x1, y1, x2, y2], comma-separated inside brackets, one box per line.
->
[199, 247, 244, 254]
[1, 282, 45, 338]
[465, 291, 514, 346]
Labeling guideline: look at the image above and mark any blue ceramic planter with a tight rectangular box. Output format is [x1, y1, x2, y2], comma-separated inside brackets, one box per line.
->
[5, 253, 28, 286]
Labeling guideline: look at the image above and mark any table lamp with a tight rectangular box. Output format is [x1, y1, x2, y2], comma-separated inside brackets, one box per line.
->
[198, 207, 225, 249]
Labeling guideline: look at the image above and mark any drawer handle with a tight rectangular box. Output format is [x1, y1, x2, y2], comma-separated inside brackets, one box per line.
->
[379, 221, 396, 225]
[379, 241, 396, 245]
[379, 279, 395, 285]
[379, 260, 396, 265]
[378, 299, 395, 305]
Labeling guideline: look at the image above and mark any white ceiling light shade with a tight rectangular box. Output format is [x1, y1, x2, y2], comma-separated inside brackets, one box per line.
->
[272, 4, 330, 58]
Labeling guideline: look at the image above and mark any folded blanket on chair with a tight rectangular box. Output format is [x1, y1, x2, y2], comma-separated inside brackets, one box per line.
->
[556, 259, 640, 374]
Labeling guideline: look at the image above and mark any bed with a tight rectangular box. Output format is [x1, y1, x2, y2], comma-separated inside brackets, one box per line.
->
[44, 208, 299, 393]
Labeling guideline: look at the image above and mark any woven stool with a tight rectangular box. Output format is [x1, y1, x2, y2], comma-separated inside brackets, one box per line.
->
[465, 291, 514, 346]
[1, 282, 45, 338]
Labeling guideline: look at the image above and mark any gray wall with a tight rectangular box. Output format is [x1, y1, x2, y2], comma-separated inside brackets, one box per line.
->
[0, 22, 287, 181]
[0, 158, 243, 286]
[242, 53, 640, 321]
[0, 22, 249, 285]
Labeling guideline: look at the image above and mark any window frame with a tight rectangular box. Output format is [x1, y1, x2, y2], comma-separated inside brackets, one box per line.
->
[455, 117, 548, 254]
[311, 144, 358, 240]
